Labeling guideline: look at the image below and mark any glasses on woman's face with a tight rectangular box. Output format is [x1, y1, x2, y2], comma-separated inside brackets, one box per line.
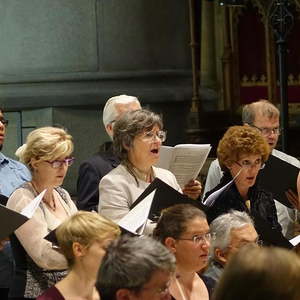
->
[139, 279, 171, 297]
[45, 157, 75, 169]
[177, 232, 214, 246]
[235, 158, 265, 170]
[140, 130, 167, 143]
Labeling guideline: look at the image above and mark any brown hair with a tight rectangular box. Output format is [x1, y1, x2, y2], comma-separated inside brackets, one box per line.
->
[113, 109, 163, 162]
[153, 204, 206, 243]
[213, 245, 300, 300]
[217, 125, 270, 171]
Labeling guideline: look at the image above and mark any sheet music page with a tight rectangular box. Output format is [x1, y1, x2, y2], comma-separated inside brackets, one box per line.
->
[156, 146, 173, 170]
[117, 190, 156, 235]
[21, 189, 47, 218]
[203, 170, 242, 207]
[290, 234, 300, 246]
[168, 144, 211, 188]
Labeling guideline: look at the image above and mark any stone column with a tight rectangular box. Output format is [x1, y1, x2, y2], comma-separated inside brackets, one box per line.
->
[200, 0, 217, 89]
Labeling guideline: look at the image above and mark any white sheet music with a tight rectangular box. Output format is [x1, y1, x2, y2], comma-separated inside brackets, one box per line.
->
[117, 190, 156, 235]
[21, 189, 47, 218]
[203, 169, 242, 207]
[156, 144, 211, 188]
[289, 234, 300, 246]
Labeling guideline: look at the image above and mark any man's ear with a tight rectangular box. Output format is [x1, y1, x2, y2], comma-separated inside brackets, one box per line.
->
[164, 237, 177, 254]
[215, 248, 227, 266]
[115, 288, 134, 300]
[106, 124, 114, 138]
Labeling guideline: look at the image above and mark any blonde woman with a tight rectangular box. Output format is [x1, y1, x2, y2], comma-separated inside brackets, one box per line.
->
[6, 127, 78, 300]
[38, 211, 120, 300]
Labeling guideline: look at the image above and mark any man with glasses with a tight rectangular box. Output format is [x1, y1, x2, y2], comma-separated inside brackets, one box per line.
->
[0, 108, 31, 300]
[204, 100, 300, 238]
[202, 210, 258, 296]
[96, 235, 176, 300]
[77, 95, 141, 211]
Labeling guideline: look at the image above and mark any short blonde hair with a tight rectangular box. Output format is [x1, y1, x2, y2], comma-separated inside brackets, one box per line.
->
[17, 127, 73, 168]
[56, 211, 120, 267]
[217, 125, 270, 171]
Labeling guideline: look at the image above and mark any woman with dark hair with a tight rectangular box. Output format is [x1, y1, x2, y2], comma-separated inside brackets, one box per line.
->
[98, 109, 202, 232]
[203, 125, 281, 233]
[153, 204, 210, 300]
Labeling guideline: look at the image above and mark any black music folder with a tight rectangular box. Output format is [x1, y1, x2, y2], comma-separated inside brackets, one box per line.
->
[0, 194, 8, 206]
[258, 154, 299, 208]
[0, 204, 29, 240]
[117, 178, 207, 235]
[252, 210, 293, 249]
[131, 177, 207, 221]
[44, 228, 59, 246]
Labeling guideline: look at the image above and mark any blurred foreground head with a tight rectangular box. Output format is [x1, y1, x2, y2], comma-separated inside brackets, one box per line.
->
[213, 245, 300, 300]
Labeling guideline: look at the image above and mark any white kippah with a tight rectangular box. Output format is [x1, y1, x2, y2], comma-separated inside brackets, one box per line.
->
[102, 95, 139, 127]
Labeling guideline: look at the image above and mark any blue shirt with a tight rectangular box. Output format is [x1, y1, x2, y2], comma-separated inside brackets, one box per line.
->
[0, 152, 31, 288]
[0, 152, 31, 197]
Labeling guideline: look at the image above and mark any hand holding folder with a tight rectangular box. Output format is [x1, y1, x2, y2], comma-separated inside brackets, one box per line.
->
[258, 155, 300, 208]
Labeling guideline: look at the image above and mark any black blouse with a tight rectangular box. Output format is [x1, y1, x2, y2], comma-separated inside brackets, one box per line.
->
[204, 172, 282, 232]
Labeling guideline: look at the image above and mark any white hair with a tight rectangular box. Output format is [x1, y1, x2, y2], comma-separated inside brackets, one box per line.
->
[210, 210, 254, 258]
[102, 95, 140, 128]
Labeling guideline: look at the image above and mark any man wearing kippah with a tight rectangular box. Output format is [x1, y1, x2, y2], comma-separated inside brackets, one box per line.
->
[76, 95, 141, 211]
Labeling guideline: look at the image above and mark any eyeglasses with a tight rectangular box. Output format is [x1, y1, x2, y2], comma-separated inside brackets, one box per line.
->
[235, 159, 265, 170]
[177, 232, 214, 246]
[140, 130, 167, 142]
[227, 238, 263, 251]
[138, 280, 171, 296]
[251, 125, 281, 136]
[0, 118, 8, 126]
[45, 157, 75, 168]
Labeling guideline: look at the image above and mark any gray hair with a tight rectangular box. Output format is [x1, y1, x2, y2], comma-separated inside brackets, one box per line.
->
[102, 94, 140, 128]
[96, 235, 175, 300]
[113, 109, 163, 162]
[210, 210, 254, 258]
[242, 100, 279, 125]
